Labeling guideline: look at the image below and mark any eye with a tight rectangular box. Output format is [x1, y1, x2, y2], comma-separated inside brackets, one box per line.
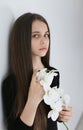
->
[44, 33, 49, 38]
[32, 34, 40, 38]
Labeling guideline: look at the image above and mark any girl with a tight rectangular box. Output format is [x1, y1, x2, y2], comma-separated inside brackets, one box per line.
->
[2, 12, 72, 130]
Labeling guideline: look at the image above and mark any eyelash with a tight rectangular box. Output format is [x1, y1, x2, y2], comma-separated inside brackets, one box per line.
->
[32, 34, 39, 38]
[44, 34, 49, 38]
[32, 34, 49, 38]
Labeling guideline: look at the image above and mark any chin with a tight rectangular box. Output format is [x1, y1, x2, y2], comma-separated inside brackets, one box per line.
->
[40, 53, 47, 57]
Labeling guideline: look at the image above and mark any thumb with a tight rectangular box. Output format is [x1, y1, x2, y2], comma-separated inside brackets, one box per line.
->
[32, 69, 40, 81]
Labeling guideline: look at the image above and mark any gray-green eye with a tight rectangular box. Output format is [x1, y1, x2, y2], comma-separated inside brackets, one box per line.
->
[32, 34, 39, 38]
[44, 34, 49, 38]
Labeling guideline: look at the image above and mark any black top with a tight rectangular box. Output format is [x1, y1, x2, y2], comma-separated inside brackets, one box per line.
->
[2, 66, 60, 130]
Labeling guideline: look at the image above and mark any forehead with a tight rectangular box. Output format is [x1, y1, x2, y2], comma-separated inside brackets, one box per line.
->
[32, 20, 48, 32]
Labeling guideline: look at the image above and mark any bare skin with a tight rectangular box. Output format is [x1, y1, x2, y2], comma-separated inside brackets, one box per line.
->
[20, 20, 72, 126]
[58, 106, 72, 122]
[20, 70, 72, 126]
[20, 70, 45, 126]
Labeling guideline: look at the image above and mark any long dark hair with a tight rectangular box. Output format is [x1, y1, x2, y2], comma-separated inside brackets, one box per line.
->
[9, 12, 50, 130]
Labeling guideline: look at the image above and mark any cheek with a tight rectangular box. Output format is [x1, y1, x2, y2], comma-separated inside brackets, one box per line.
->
[31, 40, 36, 49]
[31, 44, 36, 52]
[31, 39, 41, 50]
[31, 41, 39, 53]
[47, 41, 50, 48]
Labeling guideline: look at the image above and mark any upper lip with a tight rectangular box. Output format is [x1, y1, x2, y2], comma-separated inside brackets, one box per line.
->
[39, 47, 47, 50]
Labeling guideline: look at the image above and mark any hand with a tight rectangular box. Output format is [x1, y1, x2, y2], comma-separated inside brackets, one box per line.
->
[20, 70, 45, 126]
[58, 106, 72, 122]
[27, 69, 45, 106]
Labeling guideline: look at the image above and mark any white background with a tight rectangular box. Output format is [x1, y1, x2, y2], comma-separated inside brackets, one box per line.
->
[0, 0, 83, 130]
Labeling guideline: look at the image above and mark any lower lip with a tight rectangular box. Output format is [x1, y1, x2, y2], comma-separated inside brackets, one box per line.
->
[39, 48, 47, 51]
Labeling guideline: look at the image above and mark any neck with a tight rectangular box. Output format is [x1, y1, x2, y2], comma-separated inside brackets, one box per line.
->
[32, 56, 44, 70]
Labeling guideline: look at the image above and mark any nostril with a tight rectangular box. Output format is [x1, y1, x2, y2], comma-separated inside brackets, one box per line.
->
[41, 37, 47, 44]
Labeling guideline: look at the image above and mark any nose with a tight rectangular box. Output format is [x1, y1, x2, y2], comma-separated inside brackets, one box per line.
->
[40, 36, 47, 44]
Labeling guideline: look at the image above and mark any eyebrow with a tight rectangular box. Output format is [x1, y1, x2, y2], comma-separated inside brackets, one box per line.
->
[32, 31, 49, 34]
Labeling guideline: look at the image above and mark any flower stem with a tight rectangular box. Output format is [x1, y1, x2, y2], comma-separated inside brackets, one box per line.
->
[63, 122, 69, 130]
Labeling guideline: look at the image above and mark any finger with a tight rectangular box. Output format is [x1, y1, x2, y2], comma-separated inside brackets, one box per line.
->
[33, 69, 39, 75]
[59, 115, 71, 122]
[62, 106, 72, 111]
[59, 113, 72, 122]
[32, 69, 39, 81]
[59, 111, 72, 117]
[59, 109, 72, 117]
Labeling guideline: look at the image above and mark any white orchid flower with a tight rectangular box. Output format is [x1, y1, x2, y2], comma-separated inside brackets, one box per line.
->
[43, 87, 60, 105]
[56, 88, 64, 96]
[62, 94, 70, 106]
[36, 68, 47, 81]
[36, 68, 58, 91]
[36, 67, 70, 130]
[50, 99, 63, 111]
[48, 109, 59, 121]
[40, 81, 50, 91]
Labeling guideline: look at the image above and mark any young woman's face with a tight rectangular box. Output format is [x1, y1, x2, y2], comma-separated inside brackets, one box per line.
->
[31, 20, 49, 58]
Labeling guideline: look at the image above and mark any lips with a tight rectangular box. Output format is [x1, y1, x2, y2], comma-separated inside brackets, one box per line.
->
[39, 48, 47, 51]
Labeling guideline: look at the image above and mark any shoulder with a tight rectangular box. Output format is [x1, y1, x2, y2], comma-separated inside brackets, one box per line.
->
[48, 66, 59, 75]
[3, 73, 16, 84]
[2, 73, 16, 88]
[47, 66, 57, 70]
[47, 66, 59, 71]
[2, 74, 17, 118]
[47, 66, 60, 88]
[2, 73, 17, 99]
